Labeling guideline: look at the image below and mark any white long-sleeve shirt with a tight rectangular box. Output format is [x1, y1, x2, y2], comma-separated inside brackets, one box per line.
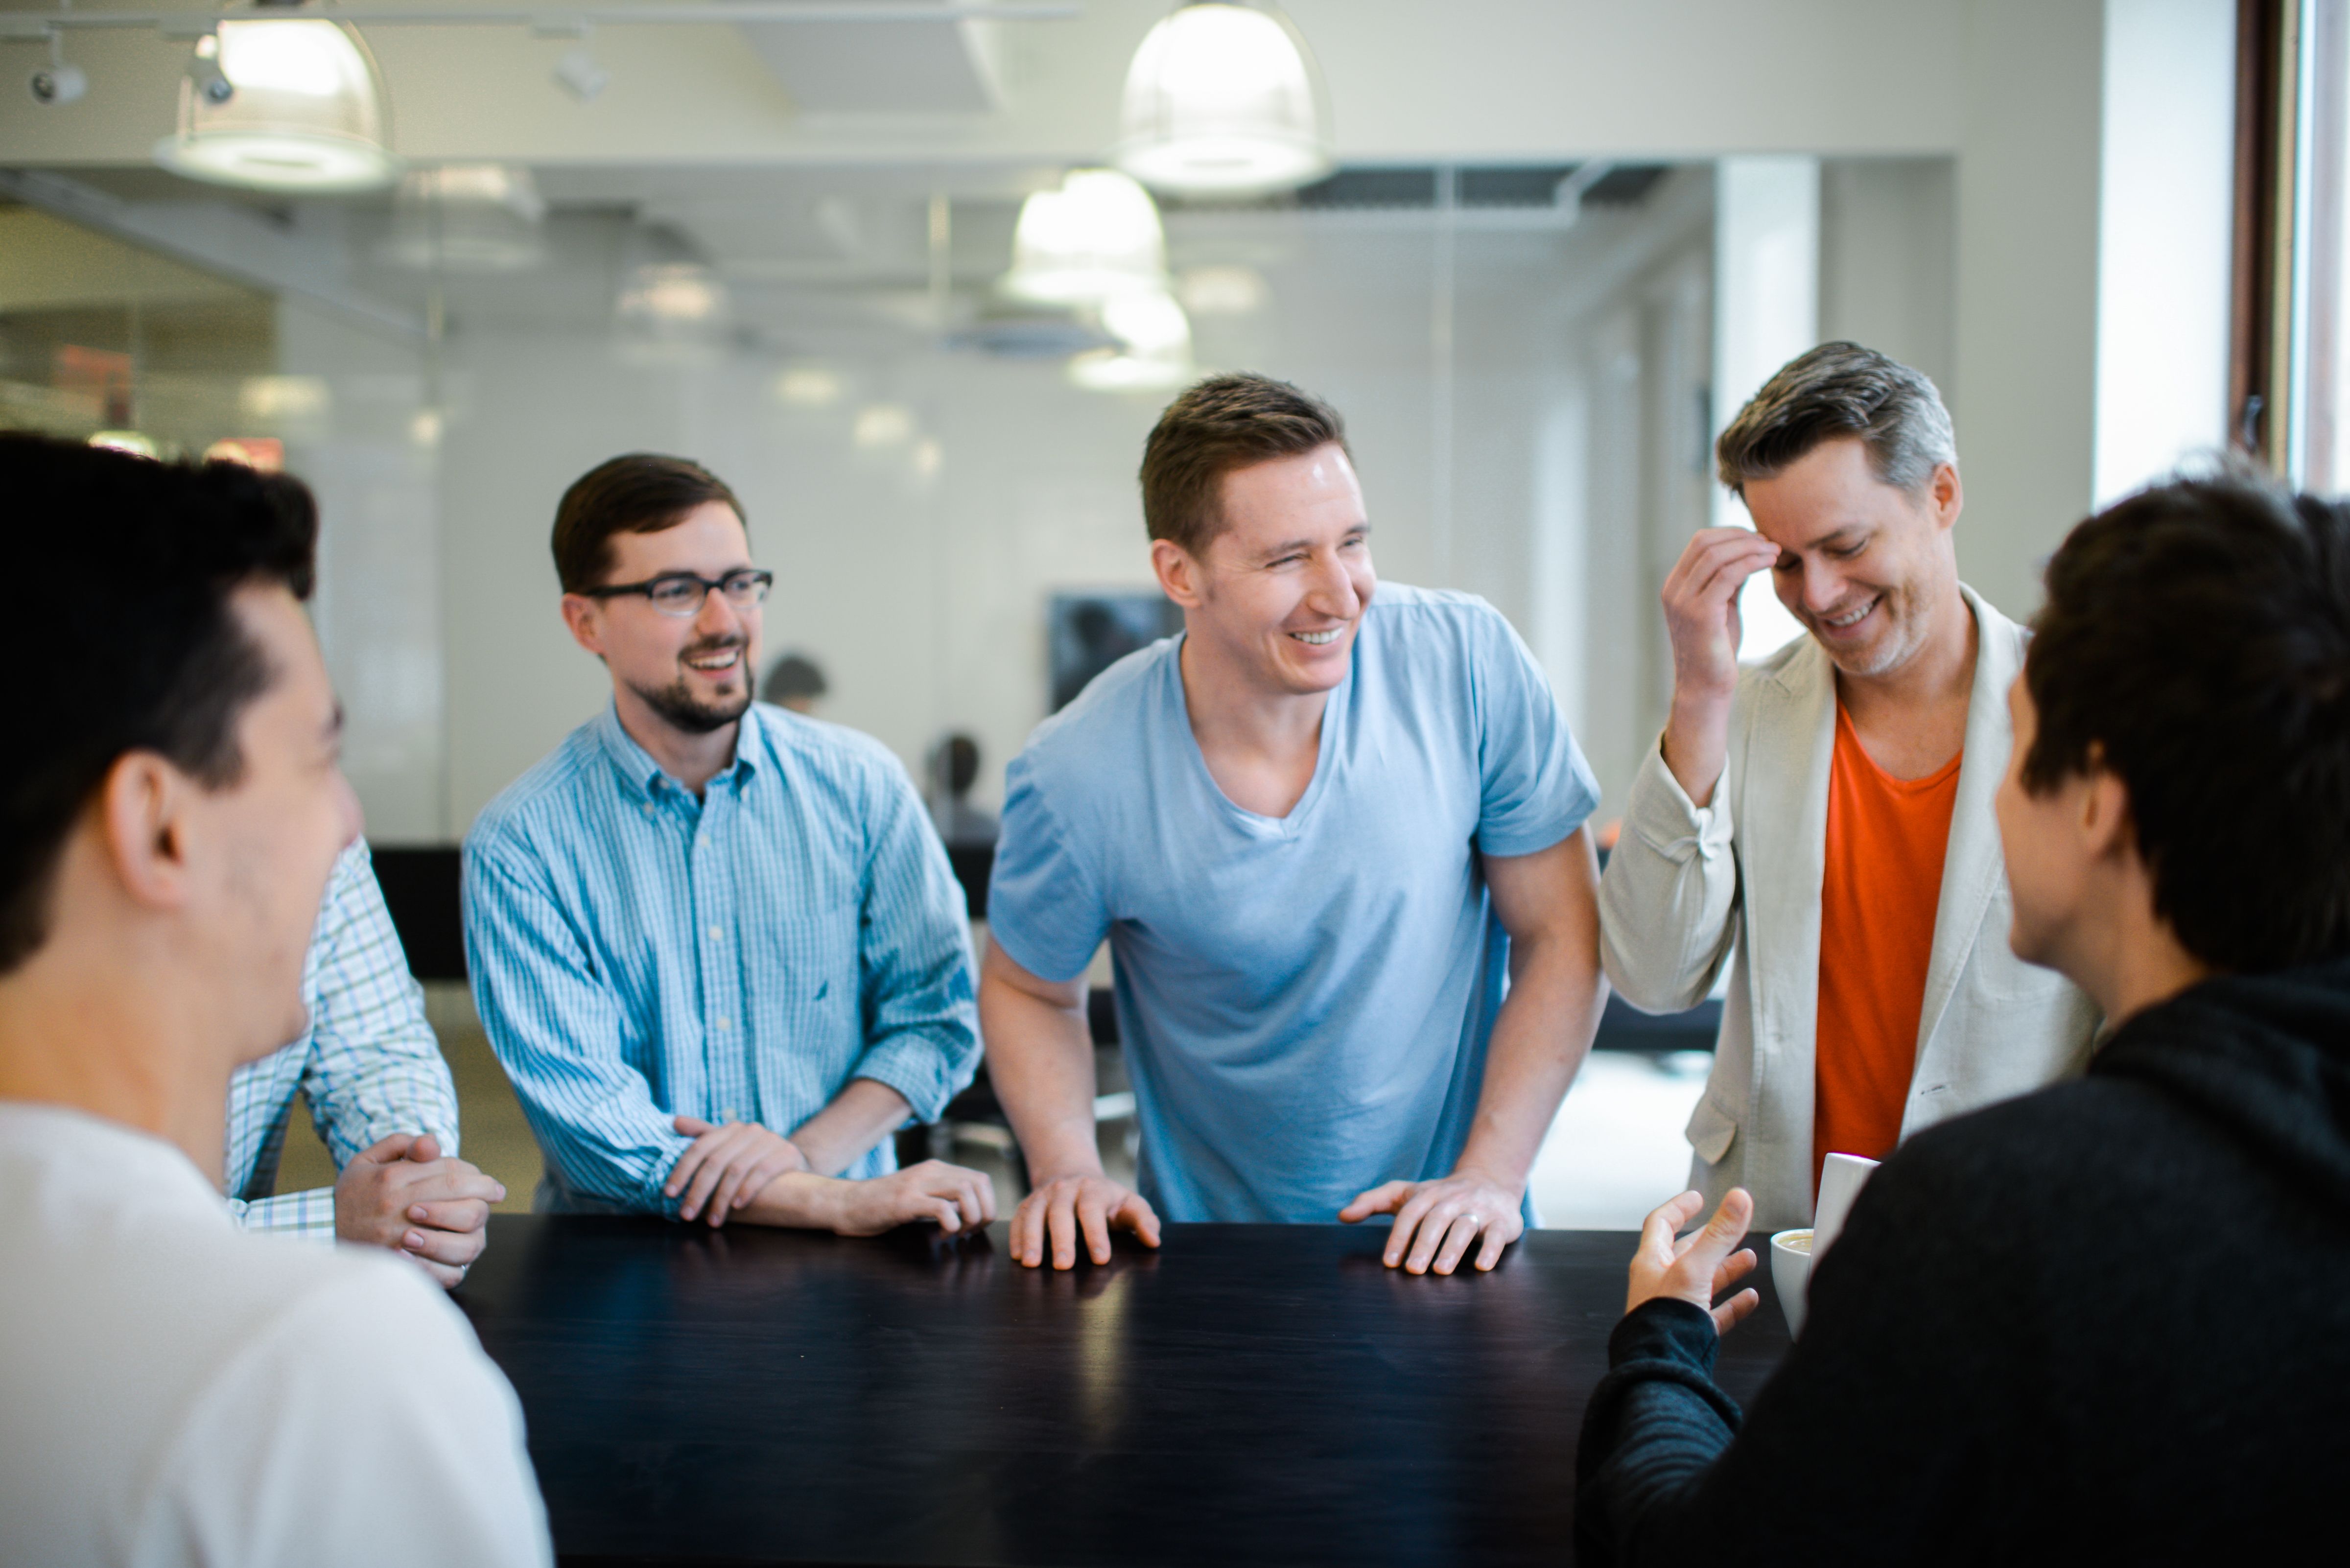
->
[0, 1102, 551, 1567]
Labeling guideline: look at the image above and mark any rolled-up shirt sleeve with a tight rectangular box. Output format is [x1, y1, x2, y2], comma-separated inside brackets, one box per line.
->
[228, 841, 459, 1240]
[300, 843, 461, 1167]
[845, 758, 981, 1123]
[463, 837, 690, 1215]
[1598, 739, 1740, 1014]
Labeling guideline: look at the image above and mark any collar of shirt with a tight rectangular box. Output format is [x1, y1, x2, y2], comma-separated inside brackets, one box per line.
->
[591, 698, 765, 809]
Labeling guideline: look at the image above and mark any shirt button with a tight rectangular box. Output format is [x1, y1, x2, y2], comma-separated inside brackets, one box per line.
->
[715, 1016, 732, 1031]
[706, 925, 723, 942]
[640, 803, 653, 817]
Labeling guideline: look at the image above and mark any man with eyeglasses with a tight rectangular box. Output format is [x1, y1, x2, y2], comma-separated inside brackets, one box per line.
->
[463, 454, 993, 1236]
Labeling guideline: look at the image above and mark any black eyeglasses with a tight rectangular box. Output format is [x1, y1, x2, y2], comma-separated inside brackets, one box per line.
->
[581, 569, 774, 618]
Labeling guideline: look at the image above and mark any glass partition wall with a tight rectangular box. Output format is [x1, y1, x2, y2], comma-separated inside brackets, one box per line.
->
[2, 158, 1952, 848]
[0, 204, 277, 458]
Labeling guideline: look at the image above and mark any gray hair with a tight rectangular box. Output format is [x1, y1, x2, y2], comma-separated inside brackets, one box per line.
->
[1715, 341, 1957, 499]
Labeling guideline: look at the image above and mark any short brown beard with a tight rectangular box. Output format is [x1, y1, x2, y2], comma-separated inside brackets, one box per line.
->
[627, 639, 751, 735]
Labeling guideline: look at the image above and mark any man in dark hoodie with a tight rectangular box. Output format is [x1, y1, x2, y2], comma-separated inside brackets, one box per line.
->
[1574, 470, 2350, 1563]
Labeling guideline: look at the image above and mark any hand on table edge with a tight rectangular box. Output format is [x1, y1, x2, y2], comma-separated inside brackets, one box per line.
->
[1340, 1166, 1527, 1275]
[336, 1131, 506, 1289]
[725, 1159, 998, 1237]
[1626, 1187, 1760, 1335]
[1010, 1170, 1162, 1270]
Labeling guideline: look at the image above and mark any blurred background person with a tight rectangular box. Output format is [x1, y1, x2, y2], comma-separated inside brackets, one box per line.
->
[926, 732, 997, 849]
[761, 650, 830, 715]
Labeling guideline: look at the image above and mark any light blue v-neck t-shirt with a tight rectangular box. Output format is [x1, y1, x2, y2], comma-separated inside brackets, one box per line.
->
[987, 584, 1599, 1223]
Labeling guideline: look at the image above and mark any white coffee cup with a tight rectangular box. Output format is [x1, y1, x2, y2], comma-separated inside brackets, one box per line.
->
[1770, 1228, 1814, 1336]
[1812, 1151, 1880, 1260]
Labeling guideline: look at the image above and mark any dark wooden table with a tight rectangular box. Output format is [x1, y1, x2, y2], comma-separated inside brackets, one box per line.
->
[457, 1216, 1792, 1568]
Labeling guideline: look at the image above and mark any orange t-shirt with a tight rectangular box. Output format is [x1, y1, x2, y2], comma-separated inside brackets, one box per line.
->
[1813, 703, 1962, 1192]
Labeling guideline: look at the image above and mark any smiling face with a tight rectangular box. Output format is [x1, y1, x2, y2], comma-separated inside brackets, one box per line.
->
[562, 501, 761, 738]
[1741, 436, 1962, 680]
[1155, 443, 1375, 697]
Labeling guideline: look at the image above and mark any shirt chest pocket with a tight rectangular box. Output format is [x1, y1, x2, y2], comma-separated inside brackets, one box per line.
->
[750, 890, 863, 1031]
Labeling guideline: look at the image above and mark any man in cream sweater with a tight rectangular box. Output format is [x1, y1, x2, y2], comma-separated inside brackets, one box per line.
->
[1598, 343, 2099, 1229]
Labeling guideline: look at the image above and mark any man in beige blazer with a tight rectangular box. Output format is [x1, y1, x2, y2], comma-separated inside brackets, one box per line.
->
[1598, 343, 2099, 1230]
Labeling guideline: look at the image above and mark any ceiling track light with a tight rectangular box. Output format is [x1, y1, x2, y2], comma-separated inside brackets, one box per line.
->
[552, 44, 609, 102]
[26, 26, 86, 105]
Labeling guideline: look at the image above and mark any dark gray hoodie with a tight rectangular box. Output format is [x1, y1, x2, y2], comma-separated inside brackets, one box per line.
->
[1576, 958, 2350, 1566]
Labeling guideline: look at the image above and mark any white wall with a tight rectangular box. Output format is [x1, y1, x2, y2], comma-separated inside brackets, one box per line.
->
[278, 302, 446, 841]
[1712, 156, 1819, 660]
[1820, 158, 1958, 398]
[1951, 0, 2110, 618]
[2094, 0, 2237, 505]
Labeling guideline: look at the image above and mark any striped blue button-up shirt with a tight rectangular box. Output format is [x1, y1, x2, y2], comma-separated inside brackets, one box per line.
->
[227, 839, 460, 1239]
[462, 701, 980, 1215]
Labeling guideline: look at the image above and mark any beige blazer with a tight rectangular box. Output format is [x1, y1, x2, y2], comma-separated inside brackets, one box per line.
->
[1597, 585, 2100, 1230]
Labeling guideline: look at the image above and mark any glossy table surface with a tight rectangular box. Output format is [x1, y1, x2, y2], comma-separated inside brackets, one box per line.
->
[456, 1216, 1793, 1568]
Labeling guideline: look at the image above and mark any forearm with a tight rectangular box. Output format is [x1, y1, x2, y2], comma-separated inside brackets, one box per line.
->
[1598, 747, 1739, 1014]
[790, 1077, 913, 1175]
[735, 1170, 852, 1229]
[1574, 1300, 1742, 1568]
[1660, 689, 1734, 809]
[1454, 929, 1604, 1190]
[979, 974, 1101, 1179]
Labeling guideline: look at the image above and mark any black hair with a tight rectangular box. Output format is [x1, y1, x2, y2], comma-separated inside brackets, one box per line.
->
[2023, 470, 2350, 971]
[0, 434, 318, 974]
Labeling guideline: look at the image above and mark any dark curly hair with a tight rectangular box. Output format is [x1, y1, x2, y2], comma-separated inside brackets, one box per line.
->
[2022, 469, 2350, 971]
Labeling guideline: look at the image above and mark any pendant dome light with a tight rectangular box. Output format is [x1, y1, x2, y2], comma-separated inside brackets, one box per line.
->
[1001, 168, 1167, 304]
[381, 164, 547, 273]
[1069, 289, 1194, 393]
[154, 19, 399, 194]
[614, 226, 732, 365]
[1115, 2, 1333, 199]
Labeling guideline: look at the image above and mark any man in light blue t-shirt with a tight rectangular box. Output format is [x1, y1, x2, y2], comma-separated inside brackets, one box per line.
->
[984, 373, 1609, 1276]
